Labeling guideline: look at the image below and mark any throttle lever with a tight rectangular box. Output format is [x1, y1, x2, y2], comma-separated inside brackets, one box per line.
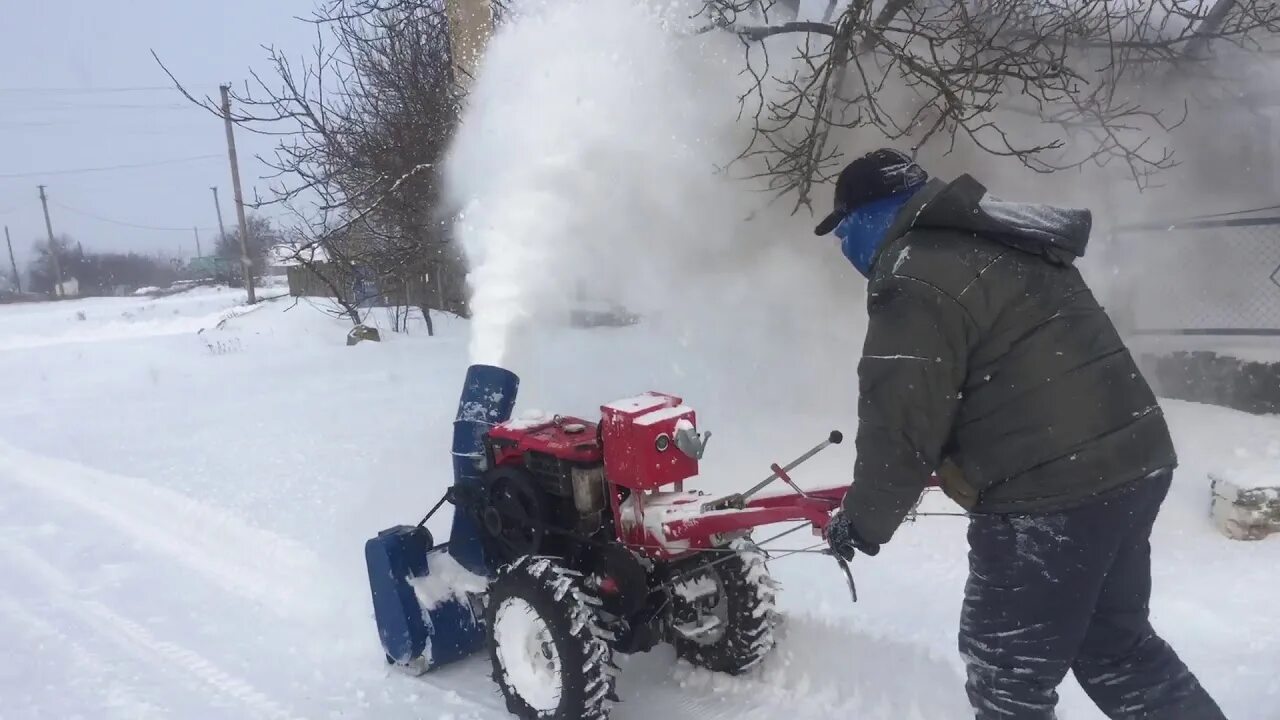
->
[829, 548, 860, 599]
[833, 552, 858, 603]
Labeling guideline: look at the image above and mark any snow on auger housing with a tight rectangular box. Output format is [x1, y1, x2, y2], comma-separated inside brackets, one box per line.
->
[364, 364, 855, 720]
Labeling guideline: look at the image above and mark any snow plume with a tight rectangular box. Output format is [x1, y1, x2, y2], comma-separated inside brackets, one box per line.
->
[445, 0, 691, 367]
[444, 0, 864, 413]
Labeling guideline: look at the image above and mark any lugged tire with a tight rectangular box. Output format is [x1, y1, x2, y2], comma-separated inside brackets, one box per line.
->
[485, 555, 619, 720]
[670, 538, 780, 675]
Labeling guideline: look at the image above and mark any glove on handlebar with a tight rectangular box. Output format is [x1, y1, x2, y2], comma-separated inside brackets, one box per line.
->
[825, 511, 880, 560]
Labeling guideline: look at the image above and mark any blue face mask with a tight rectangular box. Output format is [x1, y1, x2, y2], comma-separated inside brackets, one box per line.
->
[833, 192, 917, 278]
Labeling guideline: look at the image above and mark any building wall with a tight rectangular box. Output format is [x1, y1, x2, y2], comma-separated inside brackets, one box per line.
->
[447, 0, 492, 81]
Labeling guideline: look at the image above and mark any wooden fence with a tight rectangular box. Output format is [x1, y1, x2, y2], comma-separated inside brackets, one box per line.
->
[284, 261, 467, 315]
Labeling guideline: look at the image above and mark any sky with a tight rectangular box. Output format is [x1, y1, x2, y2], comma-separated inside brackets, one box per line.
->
[0, 0, 317, 272]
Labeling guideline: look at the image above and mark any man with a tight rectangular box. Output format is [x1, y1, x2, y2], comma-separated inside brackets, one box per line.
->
[818, 148, 1226, 720]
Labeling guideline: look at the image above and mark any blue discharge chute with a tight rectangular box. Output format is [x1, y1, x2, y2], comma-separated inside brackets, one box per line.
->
[448, 364, 519, 574]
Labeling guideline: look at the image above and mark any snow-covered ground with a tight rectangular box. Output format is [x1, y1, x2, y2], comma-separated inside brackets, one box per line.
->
[1, 287, 1277, 719]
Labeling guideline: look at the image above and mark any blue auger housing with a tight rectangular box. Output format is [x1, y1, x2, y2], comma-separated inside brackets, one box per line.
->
[364, 364, 520, 670]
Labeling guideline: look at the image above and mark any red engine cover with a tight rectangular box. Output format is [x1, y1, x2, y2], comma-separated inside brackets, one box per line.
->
[487, 415, 602, 466]
[600, 392, 698, 491]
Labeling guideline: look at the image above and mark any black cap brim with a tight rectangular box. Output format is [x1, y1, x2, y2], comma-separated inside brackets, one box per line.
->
[814, 210, 843, 236]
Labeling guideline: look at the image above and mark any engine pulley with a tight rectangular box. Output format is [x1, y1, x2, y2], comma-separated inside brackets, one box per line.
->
[477, 466, 550, 564]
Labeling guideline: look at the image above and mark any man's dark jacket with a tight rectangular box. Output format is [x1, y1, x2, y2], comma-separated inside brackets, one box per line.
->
[844, 174, 1178, 546]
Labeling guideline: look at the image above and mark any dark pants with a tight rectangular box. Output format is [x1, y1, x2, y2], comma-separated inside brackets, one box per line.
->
[960, 471, 1226, 720]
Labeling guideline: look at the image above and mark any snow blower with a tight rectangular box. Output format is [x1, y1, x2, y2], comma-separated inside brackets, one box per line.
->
[365, 363, 912, 720]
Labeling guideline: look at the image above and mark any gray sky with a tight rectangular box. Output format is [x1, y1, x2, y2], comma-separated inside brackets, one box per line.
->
[0, 0, 315, 271]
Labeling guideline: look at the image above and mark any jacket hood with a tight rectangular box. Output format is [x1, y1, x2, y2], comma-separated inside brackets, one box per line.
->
[883, 174, 1092, 266]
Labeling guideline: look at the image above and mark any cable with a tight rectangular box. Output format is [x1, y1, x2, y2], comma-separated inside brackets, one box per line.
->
[11, 102, 195, 111]
[0, 121, 69, 128]
[49, 200, 218, 232]
[0, 123, 214, 137]
[0, 154, 222, 179]
[0, 85, 179, 93]
[1190, 202, 1280, 219]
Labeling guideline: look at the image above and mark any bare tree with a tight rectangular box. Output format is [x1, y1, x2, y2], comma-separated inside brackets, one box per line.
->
[214, 214, 277, 276]
[698, 0, 1280, 209]
[26, 234, 77, 296]
[155, 0, 473, 335]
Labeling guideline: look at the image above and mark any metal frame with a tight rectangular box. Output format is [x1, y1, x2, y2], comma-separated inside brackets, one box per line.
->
[1112, 210, 1280, 338]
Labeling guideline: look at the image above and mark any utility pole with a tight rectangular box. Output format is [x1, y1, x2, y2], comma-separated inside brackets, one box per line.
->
[211, 186, 227, 242]
[219, 85, 256, 304]
[1186, 0, 1239, 59]
[193, 226, 202, 258]
[4, 226, 20, 293]
[37, 185, 65, 298]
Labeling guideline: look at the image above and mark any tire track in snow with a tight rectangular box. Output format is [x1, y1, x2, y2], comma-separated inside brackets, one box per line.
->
[0, 595, 169, 720]
[611, 611, 969, 720]
[0, 535, 307, 720]
[0, 439, 324, 618]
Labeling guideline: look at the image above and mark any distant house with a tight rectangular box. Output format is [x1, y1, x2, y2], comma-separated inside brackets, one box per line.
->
[569, 280, 639, 327]
[264, 243, 305, 278]
[187, 256, 238, 284]
[269, 241, 468, 316]
[55, 276, 80, 298]
[271, 243, 343, 298]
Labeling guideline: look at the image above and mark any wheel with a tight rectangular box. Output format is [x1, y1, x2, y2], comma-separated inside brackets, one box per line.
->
[485, 556, 618, 720]
[668, 537, 779, 675]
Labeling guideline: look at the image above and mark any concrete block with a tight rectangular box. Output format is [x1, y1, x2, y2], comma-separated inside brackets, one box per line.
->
[1210, 473, 1280, 541]
[346, 325, 381, 346]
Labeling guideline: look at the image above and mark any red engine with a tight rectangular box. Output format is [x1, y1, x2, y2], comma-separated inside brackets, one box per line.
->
[485, 413, 610, 544]
[482, 393, 711, 560]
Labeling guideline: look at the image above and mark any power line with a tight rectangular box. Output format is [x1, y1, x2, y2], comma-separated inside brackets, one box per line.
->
[0, 85, 180, 93]
[0, 121, 73, 128]
[0, 154, 222, 179]
[7, 102, 195, 110]
[0, 121, 208, 134]
[49, 200, 218, 233]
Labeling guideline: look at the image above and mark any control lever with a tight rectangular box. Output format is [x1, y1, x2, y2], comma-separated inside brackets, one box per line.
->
[702, 430, 843, 512]
[674, 425, 711, 460]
